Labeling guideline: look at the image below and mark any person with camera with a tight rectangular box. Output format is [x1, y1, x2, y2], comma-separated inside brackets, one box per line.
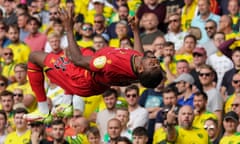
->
[192, 91, 217, 129]
[153, 86, 181, 144]
[166, 105, 210, 143]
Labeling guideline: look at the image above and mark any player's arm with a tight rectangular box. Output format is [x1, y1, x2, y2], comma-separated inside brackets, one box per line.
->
[129, 16, 144, 53]
[59, 7, 91, 70]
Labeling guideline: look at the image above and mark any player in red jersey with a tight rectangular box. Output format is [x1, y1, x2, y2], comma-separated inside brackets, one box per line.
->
[26, 7, 164, 119]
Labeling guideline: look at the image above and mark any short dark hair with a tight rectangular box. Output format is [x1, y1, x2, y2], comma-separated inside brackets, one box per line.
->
[132, 127, 148, 136]
[116, 136, 131, 144]
[162, 86, 177, 97]
[14, 63, 27, 71]
[102, 88, 118, 98]
[51, 119, 65, 127]
[164, 41, 175, 48]
[184, 34, 197, 44]
[14, 107, 28, 116]
[16, 3, 28, 13]
[86, 127, 100, 137]
[0, 90, 14, 98]
[206, 19, 217, 28]
[7, 24, 19, 32]
[125, 85, 139, 95]
[27, 16, 41, 27]
[232, 47, 240, 56]
[194, 91, 208, 101]
[0, 75, 8, 87]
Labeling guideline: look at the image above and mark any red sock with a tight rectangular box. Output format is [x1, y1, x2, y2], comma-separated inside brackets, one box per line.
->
[27, 62, 46, 102]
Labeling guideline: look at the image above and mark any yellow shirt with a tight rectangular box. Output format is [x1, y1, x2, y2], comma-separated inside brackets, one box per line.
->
[193, 111, 218, 129]
[220, 132, 240, 144]
[7, 42, 31, 64]
[1, 62, 16, 79]
[66, 133, 89, 144]
[225, 32, 240, 49]
[175, 53, 193, 64]
[7, 81, 37, 112]
[174, 126, 210, 144]
[153, 127, 172, 144]
[225, 93, 235, 113]
[109, 39, 120, 48]
[4, 129, 31, 144]
[160, 60, 177, 75]
[77, 40, 93, 48]
[85, 7, 113, 25]
[181, 0, 198, 31]
[82, 95, 102, 118]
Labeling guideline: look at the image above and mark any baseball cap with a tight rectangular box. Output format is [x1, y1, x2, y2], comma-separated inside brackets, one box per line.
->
[193, 47, 206, 56]
[174, 73, 194, 85]
[92, 0, 104, 4]
[224, 111, 239, 123]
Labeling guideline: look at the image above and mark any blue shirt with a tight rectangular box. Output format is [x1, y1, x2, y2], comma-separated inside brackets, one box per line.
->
[191, 13, 220, 44]
[178, 93, 195, 108]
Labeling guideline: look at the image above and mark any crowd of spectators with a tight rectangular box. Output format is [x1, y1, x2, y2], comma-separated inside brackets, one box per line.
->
[0, 0, 239, 143]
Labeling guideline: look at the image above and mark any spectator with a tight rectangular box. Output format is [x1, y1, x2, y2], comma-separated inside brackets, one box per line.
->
[124, 85, 148, 131]
[136, 0, 166, 31]
[0, 110, 7, 143]
[166, 105, 210, 143]
[181, 0, 198, 31]
[107, 4, 133, 39]
[0, 90, 14, 131]
[12, 88, 24, 104]
[164, 13, 188, 51]
[199, 64, 223, 125]
[103, 118, 122, 144]
[50, 120, 69, 144]
[25, 16, 47, 52]
[93, 14, 108, 39]
[227, 0, 240, 31]
[93, 34, 108, 51]
[86, 127, 101, 144]
[140, 12, 164, 51]
[207, 32, 233, 90]
[6, 24, 30, 64]
[202, 19, 218, 56]
[17, 13, 30, 42]
[132, 127, 148, 144]
[231, 96, 240, 132]
[191, 0, 220, 44]
[176, 60, 190, 75]
[3, 0, 17, 25]
[192, 91, 217, 129]
[7, 63, 37, 112]
[116, 136, 131, 144]
[0, 20, 10, 48]
[220, 111, 240, 143]
[204, 118, 221, 144]
[76, 23, 94, 48]
[4, 108, 30, 144]
[96, 89, 118, 138]
[151, 36, 165, 61]
[29, 121, 48, 144]
[0, 48, 16, 83]
[0, 76, 8, 93]
[218, 15, 240, 40]
[190, 47, 207, 92]
[175, 73, 195, 108]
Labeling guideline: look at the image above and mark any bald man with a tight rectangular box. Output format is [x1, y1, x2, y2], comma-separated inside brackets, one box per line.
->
[166, 105, 210, 143]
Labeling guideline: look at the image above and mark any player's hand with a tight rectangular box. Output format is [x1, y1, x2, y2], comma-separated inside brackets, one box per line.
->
[128, 16, 139, 31]
[58, 6, 74, 31]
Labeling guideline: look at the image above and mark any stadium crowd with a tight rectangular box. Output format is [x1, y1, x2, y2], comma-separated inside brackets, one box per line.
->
[0, 0, 239, 143]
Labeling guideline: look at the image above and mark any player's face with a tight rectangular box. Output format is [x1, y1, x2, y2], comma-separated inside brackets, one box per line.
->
[141, 57, 160, 72]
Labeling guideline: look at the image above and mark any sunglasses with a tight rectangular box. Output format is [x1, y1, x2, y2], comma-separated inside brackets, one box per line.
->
[50, 12, 58, 15]
[169, 19, 178, 23]
[0, 83, 5, 87]
[231, 103, 240, 108]
[82, 27, 93, 31]
[94, 20, 104, 23]
[193, 53, 203, 57]
[204, 125, 215, 130]
[73, 114, 82, 118]
[199, 72, 212, 77]
[0, 26, 5, 30]
[126, 94, 137, 98]
[14, 93, 23, 97]
[3, 52, 13, 56]
[205, 26, 214, 30]
[232, 80, 240, 84]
